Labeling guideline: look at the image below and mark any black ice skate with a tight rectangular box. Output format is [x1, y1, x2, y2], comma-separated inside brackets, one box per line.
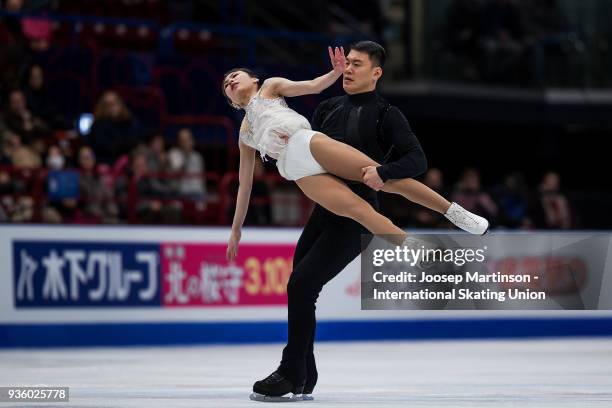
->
[300, 372, 316, 401]
[249, 370, 311, 402]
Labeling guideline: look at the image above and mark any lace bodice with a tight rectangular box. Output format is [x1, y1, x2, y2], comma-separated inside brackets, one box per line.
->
[240, 88, 311, 160]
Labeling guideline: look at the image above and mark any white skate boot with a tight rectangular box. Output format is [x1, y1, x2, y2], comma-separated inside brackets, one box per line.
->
[444, 202, 489, 235]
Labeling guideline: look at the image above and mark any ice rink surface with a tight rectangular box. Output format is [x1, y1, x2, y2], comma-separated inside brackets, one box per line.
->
[1, 338, 612, 408]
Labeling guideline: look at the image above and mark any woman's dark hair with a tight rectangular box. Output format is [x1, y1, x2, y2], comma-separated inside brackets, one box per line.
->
[348, 41, 386, 68]
[221, 67, 260, 107]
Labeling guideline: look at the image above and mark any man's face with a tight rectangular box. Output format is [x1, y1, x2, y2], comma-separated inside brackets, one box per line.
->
[9, 91, 26, 114]
[178, 129, 194, 151]
[343, 50, 382, 94]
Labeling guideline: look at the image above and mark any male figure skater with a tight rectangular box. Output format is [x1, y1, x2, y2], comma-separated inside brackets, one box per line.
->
[251, 41, 428, 401]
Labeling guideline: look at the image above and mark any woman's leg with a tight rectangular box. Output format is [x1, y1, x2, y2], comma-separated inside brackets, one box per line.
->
[380, 178, 450, 214]
[295, 173, 406, 246]
[309, 133, 451, 214]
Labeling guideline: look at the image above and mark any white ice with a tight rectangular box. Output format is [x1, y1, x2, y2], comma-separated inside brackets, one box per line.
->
[1, 338, 612, 407]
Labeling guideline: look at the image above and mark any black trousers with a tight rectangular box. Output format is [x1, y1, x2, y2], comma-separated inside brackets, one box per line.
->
[279, 185, 378, 384]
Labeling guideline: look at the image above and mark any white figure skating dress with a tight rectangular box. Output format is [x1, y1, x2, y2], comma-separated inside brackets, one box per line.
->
[241, 87, 326, 180]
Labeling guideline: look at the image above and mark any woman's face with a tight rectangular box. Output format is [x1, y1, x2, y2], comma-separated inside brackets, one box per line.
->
[29, 66, 44, 89]
[150, 135, 164, 152]
[79, 148, 96, 171]
[223, 70, 258, 107]
[102, 92, 122, 119]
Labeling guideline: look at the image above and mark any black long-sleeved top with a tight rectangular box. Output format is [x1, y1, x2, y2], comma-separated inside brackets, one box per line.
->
[311, 90, 427, 183]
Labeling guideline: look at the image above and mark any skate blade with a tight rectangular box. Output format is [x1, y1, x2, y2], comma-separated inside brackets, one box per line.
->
[249, 392, 313, 402]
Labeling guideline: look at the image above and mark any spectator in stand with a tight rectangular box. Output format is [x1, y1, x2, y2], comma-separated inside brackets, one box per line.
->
[530, 170, 572, 229]
[76, 146, 118, 223]
[521, 0, 573, 85]
[423, 167, 448, 195]
[328, 0, 384, 39]
[146, 132, 169, 174]
[491, 171, 530, 228]
[88, 90, 139, 165]
[0, 0, 30, 93]
[4, 131, 41, 170]
[0, 201, 6, 221]
[23, 65, 60, 127]
[443, 0, 484, 80]
[0, 126, 10, 160]
[144, 132, 175, 199]
[45, 145, 65, 170]
[168, 127, 206, 201]
[0, 129, 15, 196]
[413, 168, 452, 229]
[42, 144, 67, 223]
[1, 131, 39, 223]
[4, 89, 48, 144]
[478, 0, 525, 83]
[248, 158, 271, 225]
[0, 134, 13, 196]
[21, 7, 52, 52]
[2, 0, 25, 35]
[452, 167, 498, 225]
[116, 151, 179, 224]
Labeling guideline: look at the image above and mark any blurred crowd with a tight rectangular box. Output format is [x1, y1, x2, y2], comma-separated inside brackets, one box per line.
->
[383, 167, 574, 231]
[0, 67, 578, 230]
[0, 5, 207, 224]
[0, 0, 587, 229]
[440, 0, 582, 85]
[0, 84, 209, 224]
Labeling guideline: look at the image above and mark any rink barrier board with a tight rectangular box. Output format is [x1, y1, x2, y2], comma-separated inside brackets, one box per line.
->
[2, 226, 612, 347]
[1, 317, 612, 348]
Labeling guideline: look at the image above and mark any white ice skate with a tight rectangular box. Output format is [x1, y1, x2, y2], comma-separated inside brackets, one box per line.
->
[443, 202, 489, 235]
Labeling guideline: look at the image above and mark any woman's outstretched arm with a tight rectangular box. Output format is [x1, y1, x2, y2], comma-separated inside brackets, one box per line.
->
[263, 46, 345, 97]
[227, 130, 256, 261]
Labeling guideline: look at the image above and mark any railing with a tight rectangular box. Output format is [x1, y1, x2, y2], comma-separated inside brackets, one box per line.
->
[0, 166, 47, 222]
[218, 171, 314, 226]
[163, 115, 237, 171]
[0, 166, 312, 226]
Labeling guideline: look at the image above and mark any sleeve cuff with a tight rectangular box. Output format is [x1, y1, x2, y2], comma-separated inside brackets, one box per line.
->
[376, 165, 389, 183]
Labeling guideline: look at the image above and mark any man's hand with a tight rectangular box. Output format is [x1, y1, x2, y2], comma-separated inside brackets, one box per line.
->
[362, 166, 384, 191]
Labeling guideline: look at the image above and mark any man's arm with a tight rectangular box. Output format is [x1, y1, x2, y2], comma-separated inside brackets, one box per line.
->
[375, 107, 427, 182]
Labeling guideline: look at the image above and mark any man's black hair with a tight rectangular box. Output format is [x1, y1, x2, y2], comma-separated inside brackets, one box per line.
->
[348, 41, 386, 68]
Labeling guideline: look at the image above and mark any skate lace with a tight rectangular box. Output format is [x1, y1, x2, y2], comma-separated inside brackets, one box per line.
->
[451, 208, 479, 227]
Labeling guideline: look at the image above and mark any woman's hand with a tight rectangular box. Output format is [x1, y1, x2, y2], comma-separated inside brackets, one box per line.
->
[328, 46, 346, 76]
[226, 229, 241, 262]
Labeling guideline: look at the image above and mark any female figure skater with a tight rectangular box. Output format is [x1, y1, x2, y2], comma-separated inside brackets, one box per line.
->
[223, 46, 488, 264]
